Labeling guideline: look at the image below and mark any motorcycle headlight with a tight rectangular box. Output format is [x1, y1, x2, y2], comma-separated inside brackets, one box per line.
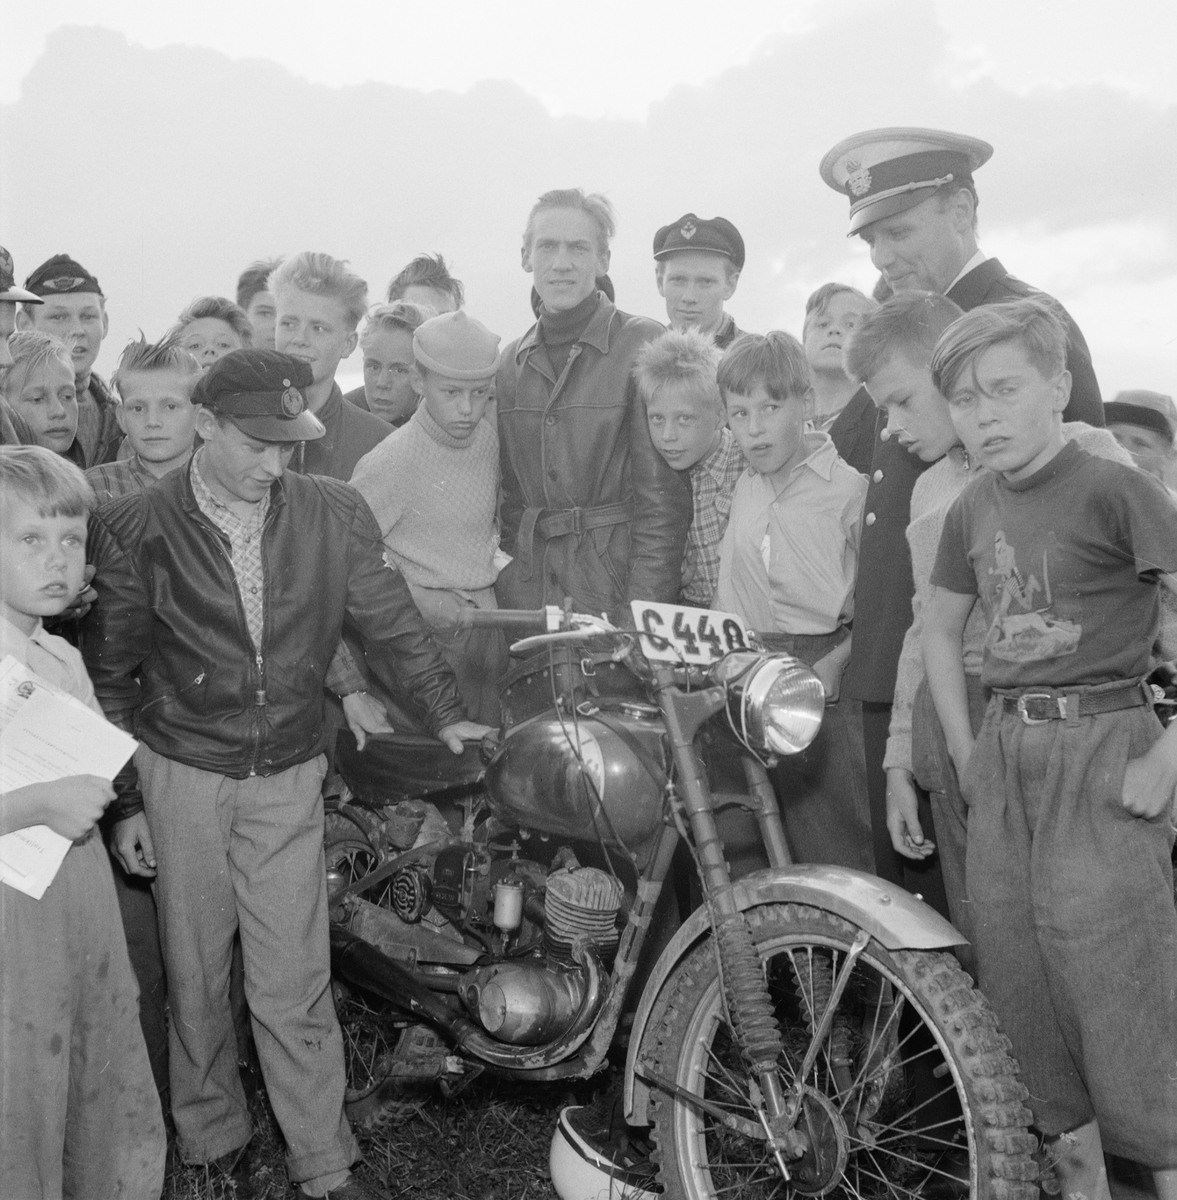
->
[711, 652, 825, 755]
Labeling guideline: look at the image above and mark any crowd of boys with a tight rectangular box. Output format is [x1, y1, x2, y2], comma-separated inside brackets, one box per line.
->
[1, 124, 1175, 1200]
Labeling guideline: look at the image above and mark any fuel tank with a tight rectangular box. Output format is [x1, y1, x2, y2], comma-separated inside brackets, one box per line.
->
[484, 707, 666, 849]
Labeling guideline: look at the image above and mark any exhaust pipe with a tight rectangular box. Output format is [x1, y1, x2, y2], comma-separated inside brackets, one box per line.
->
[330, 923, 606, 1070]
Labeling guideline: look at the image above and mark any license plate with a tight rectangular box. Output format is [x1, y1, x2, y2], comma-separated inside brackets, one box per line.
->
[630, 601, 753, 665]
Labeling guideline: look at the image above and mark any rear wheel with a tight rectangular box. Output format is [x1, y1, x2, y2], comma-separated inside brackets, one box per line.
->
[641, 904, 1037, 1199]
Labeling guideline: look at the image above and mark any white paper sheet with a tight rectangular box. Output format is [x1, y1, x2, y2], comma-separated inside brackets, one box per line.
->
[0, 655, 137, 899]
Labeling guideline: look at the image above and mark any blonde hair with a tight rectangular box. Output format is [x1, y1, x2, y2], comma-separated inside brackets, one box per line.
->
[1, 332, 73, 400]
[633, 329, 723, 417]
[271, 252, 368, 330]
[0, 444, 94, 516]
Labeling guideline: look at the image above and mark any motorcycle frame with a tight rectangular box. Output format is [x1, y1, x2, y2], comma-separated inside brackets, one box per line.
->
[331, 650, 966, 1093]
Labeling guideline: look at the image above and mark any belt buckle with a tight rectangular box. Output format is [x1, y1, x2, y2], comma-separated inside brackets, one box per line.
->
[1017, 692, 1061, 725]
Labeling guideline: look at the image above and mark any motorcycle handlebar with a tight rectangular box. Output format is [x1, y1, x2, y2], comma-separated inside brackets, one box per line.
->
[453, 607, 553, 632]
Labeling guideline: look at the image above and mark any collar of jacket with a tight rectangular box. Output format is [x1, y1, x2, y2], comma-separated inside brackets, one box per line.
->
[514, 290, 616, 364]
[945, 256, 1007, 309]
[178, 450, 288, 522]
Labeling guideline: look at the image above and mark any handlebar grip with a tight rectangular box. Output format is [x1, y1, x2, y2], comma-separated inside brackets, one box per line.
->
[454, 607, 550, 631]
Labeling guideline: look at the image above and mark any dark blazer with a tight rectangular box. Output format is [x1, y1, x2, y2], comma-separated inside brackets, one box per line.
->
[946, 258, 1103, 426]
[828, 386, 876, 477]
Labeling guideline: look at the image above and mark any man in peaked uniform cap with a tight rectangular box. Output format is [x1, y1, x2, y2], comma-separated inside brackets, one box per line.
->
[83, 347, 490, 1200]
[817, 128, 1101, 897]
[653, 212, 746, 349]
[821, 127, 1102, 423]
[18, 253, 123, 467]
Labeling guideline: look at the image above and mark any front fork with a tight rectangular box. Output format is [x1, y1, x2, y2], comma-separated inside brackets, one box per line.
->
[653, 669, 806, 1163]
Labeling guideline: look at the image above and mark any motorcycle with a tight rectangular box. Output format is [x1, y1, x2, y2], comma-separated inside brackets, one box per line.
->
[325, 600, 1038, 1199]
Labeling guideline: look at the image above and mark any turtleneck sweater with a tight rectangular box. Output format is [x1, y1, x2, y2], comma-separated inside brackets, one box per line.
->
[538, 290, 601, 377]
[349, 402, 501, 590]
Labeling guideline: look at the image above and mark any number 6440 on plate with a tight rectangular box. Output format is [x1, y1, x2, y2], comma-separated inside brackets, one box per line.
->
[630, 601, 753, 666]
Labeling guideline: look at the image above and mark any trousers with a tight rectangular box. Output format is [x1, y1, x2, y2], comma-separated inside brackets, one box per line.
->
[137, 745, 359, 1183]
[962, 697, 1177, 1163]
[0, 834, 165, 1199]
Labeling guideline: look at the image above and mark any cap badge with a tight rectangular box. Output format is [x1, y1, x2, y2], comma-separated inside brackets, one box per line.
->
[846, 159, 872, 198]
[41, 275, 88, 293]
[281, 388, 304, 417]
[680, 219, 697, 240]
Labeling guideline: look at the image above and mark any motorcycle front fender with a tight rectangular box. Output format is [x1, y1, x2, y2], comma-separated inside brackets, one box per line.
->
[623, 864, 966, 1125]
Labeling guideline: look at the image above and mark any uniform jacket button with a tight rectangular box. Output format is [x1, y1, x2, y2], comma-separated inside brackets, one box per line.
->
[872, 469, 883, 482]
[865, 512, 877, 526]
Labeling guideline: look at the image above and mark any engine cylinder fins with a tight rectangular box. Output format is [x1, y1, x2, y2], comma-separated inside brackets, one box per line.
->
[390, 865, 431, 923]
[544, 867, 623, 966]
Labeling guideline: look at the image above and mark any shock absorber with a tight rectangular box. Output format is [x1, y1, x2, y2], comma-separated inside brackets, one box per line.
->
[792, 952, 855, 1098]
[655, 679, 786, 1081]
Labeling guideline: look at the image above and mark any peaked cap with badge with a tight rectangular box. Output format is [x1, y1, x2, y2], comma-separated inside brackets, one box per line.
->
[24, 253, 105, 297]
[653, 213, 745, 270]
[0, 246, 41, 303]
[820, 128, 993, 236]
[192, 349, 324, 443]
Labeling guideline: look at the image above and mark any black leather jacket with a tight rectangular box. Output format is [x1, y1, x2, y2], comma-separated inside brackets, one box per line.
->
[83, 463, 466, 814]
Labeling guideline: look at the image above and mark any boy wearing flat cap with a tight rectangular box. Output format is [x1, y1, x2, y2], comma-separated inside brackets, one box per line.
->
[654, 212, 746, 349]
[18, 253, 122, 467]
[352, 310, 507, 724]
[1105, 389, 1177, 494]
[83, 349, 489, 1200]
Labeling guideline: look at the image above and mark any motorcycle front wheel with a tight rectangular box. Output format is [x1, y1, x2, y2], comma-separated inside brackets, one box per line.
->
[641, 904, 1037, 1200]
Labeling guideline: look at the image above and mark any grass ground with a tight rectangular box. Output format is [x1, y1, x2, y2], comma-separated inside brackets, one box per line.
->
[162, 1071, 583, 1200]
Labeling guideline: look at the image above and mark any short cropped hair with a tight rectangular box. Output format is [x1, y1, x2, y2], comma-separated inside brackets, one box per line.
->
[112, 332, 202, 401]
[717, 331, 811, 403]
[523, 188, 616, 255]
[931, 298, 1068, 400]
[1, 332, 73, 399]
[803, 282, 875, 335]
[359, 301, 433, 347]
[174, 296, 254, 345]
[236, 257, 284, 310]
[633, 329, 723, 417]
[0, 444, 95, 517]
[844, 291, 964, 383]
[386, 254, 464, 308]
[271, 252, 369, 330]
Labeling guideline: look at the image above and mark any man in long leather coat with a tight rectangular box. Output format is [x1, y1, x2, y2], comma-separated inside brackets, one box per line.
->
[496, 188, 691, 621]
[83, 349, 488, 1200]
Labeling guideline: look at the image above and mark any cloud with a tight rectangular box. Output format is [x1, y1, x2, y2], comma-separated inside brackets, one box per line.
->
[1, 6, 1173, 399]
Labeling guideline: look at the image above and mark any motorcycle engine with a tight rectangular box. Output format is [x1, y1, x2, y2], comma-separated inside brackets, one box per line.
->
[330, 800, 625, 1047]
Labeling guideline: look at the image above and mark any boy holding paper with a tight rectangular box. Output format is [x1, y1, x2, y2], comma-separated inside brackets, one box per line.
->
[0, 444, 165, 1200]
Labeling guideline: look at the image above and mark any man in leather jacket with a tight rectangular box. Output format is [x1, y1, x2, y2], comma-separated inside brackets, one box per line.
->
[83, 349, 488, 1200]
[495, 188, 691, 621]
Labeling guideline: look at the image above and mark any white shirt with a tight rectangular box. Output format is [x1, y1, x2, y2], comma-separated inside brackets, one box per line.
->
[945, 249, 988, 295]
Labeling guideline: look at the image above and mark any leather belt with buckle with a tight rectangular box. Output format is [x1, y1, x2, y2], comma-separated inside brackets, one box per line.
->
[1000, 681, 1151, 726]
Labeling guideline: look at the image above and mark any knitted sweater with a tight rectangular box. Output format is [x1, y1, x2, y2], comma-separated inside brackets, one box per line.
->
[884, 423, 1133, 774]
[350, 403, 500, 590]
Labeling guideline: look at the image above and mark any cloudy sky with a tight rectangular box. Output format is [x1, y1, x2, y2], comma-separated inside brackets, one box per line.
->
[3, 0, 1175, 398]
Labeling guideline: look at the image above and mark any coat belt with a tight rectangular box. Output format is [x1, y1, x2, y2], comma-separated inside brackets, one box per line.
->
[515, 496, 635, 581]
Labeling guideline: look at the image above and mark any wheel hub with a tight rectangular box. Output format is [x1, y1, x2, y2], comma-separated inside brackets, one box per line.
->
[779, 1087, 850, 1195]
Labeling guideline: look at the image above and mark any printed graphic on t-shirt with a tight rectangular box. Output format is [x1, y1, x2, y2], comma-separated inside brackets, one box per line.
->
[985, 530, 1081, 663]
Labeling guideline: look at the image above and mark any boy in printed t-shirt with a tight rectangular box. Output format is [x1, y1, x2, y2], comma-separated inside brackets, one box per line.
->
[632, 328, 744, 607]
[351, 310, 507, 725]
[924, 299, 1177, 1197]
[0, 445, 165, 1200]
[715, 331, 874, 871]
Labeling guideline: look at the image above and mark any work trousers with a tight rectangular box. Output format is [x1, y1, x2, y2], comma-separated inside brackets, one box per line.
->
[137, 745, 359, 1184]
[962, 696, 1177, 1164]
[0, 834, 165, 1200]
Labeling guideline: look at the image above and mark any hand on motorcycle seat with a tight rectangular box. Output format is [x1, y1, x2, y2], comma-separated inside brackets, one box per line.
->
[438, 721, 495, 754]
[342, 691, 394, 751]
